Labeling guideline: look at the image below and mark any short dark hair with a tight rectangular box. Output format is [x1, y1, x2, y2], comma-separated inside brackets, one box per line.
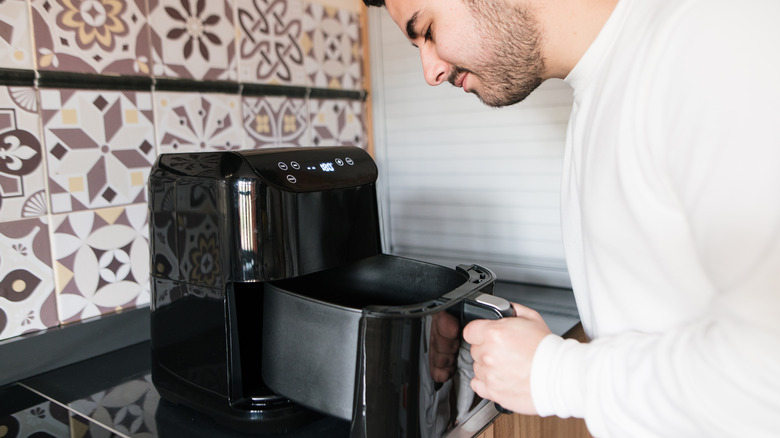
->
[363, 0, 386, 7]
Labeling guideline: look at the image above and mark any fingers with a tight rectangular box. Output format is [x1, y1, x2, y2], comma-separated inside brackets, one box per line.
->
[462, 318, 488, 345]
[461, 302, 552, 415]
[463, 302, 539, 345]
[469, 356, 508, 407]
[469, 373, 488, 398]
[511, 302, 544, 322]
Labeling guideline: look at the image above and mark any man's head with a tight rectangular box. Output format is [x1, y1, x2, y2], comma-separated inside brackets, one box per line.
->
[366, 0, 546, 107]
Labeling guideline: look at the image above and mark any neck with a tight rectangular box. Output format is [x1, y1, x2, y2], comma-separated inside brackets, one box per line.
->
[527, 0, 620, 79]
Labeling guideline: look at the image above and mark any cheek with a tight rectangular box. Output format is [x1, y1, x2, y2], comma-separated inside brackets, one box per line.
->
[435, 37, 464, 64]
[436, 27, 482, 66]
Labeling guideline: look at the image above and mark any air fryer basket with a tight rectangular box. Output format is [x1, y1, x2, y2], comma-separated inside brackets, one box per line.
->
[269, 253, 469, 308]
[261, 254, 506, 425]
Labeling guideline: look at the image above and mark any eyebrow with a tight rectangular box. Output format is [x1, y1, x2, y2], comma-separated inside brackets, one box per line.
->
[406, 11, 420, 41]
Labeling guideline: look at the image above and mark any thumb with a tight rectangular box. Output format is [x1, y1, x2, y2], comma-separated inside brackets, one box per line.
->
[511, 303, 545, 323]
[463, 318, 491, 345]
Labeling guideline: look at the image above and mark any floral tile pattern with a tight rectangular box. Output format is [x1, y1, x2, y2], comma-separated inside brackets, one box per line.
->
[51, 204, 149, 324]
[242, 95, 308, 147]
[148, 0, 238, 80]
[310, 98, 364, 147]
[0, 218, 57, 341]
[302, 3, 362, 90]
[155, 91, 244, 152]
[0, 0, 35, 70]
[39, 89, 156, 214]
[30, 0, 153, 76]
[236, 0, 305, 86]
[0, 86, 48, 222]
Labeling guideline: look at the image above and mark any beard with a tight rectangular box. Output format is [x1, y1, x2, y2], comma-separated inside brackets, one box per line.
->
[450, 0, 545, 107]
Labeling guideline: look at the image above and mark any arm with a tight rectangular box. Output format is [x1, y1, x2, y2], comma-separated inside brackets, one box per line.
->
[467, 3, 780, 434]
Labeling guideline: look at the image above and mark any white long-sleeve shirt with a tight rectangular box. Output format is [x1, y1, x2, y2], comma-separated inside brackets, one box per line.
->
[529, 0, 780, 436]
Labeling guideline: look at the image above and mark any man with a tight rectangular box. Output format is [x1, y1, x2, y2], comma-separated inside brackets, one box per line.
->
[363, 0, 780, 435]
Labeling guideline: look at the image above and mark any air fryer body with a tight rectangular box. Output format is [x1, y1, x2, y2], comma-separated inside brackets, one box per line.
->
[147, 147, 505, 437]
[148, 147, 381, 433]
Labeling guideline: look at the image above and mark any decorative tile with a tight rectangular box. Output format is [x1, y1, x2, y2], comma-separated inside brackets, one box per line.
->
[148, 0, 238, 80]
[0, 86, 48, 222]
[0, 218, 57, 341]
[30, 0, 153, 75]
[236, 0, 305, 85]
[302, 3, 362, 90]
[242, 95, 308, 147]
[310, 98, 365, 147]
[0, 0, 36, 70]
[155, 91, 244, 152]
[39, 89, 156, 214]
[51, 204, 149, 324]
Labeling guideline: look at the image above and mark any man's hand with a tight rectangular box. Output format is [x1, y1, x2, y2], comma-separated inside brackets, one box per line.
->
[462, 303, 552, 414]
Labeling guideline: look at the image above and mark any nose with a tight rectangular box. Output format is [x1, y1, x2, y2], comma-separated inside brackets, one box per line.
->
[420, 45, 450, 86]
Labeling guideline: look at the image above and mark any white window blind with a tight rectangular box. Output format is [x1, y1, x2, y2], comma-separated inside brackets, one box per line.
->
[368, 9, 574, 287]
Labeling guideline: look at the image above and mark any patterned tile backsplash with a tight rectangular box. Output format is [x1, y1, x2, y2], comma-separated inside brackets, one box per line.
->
[40, 89, 156, 213]
[311, 98, 365, 147]
[148, 0, 238, 80]
[51, 204, 150, 324]
[0, 1, 35, 70]
[30, 0, 154, 76]
[0, 217, 58, 336]
[154, 90, 244, 152]
[303, 3, 363, 90]
[237, 0, 306, 85]
[0, 86, 46, 222]
[0, 0, 368, 342]
[242, 95, 309, 147]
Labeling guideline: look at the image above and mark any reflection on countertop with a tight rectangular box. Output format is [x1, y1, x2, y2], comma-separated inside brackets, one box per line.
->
[0, 282, 578, 438]
[0, 383, 120, 437]
[5, 342, 350, 438]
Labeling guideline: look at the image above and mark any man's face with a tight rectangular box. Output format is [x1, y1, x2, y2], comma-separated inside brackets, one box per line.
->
[386, 0, 546, 107]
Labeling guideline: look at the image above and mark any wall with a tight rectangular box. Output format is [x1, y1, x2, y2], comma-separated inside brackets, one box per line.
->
[0, 0, 368, 342]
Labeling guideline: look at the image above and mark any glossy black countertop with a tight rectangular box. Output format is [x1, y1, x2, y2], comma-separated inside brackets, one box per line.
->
[9, 341, 352, 438]
[1, 282, 579, 438]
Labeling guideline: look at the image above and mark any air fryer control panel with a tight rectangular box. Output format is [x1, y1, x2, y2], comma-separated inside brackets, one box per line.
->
[242, 146, 377, 192]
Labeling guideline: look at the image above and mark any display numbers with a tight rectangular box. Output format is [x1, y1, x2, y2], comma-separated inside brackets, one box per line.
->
[319, 162, 335, 172]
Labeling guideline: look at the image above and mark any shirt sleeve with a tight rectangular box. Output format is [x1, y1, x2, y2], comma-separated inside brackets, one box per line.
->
[531, 310, 780, 436]
[530, 2, 780, 436]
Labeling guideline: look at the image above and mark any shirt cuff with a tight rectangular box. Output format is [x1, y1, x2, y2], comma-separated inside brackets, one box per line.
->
[530, 333, 588, 419]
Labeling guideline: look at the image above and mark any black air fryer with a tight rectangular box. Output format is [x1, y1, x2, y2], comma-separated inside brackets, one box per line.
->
[148, 146, 512, 437]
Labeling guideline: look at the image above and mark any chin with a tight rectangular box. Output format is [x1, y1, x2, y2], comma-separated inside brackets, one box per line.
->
[475, 93, 524, 108]
[477, 80, 542, 108]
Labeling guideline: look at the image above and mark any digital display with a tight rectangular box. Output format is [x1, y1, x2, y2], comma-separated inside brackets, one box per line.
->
[319, 162, 335, 172]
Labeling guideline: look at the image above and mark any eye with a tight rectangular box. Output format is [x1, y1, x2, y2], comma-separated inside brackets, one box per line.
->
[424, 25, 433, 42]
